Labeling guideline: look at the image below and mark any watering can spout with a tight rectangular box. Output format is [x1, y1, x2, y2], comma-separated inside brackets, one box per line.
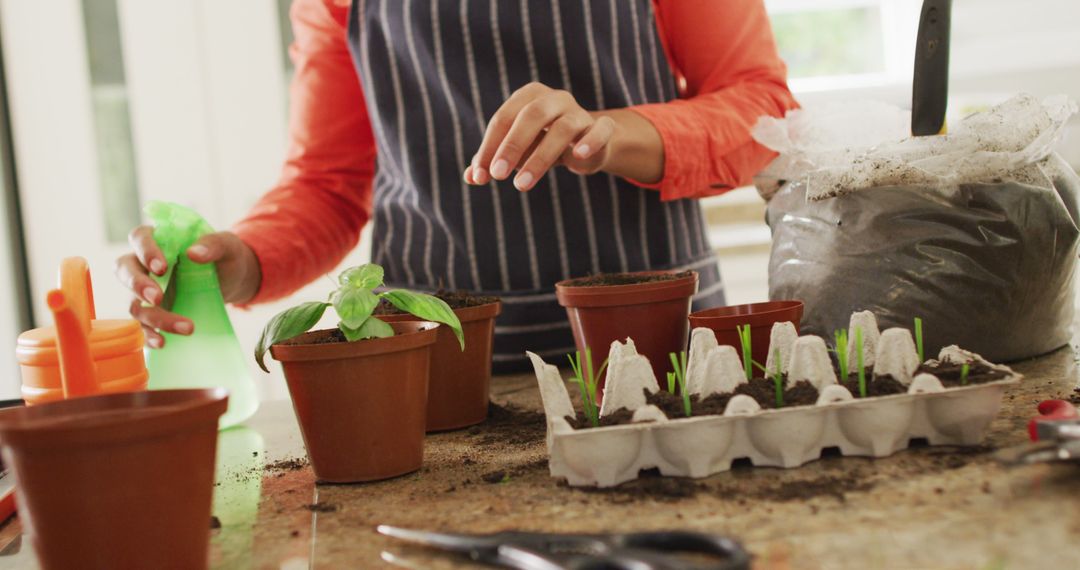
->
[46, 289, 99, 398]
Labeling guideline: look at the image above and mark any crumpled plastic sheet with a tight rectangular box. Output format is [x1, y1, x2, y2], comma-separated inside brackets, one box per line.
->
[754, 93, 1078, 200]
[757, 94, 1080, 362]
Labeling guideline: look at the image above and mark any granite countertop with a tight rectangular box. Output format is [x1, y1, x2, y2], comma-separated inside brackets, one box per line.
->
[2, 345, 1080, 569]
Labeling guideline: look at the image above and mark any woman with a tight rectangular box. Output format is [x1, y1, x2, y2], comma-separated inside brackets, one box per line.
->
[116, 0, 797, 372]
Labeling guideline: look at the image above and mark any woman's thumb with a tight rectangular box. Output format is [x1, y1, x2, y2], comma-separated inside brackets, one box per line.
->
[186, 233, 230, 263]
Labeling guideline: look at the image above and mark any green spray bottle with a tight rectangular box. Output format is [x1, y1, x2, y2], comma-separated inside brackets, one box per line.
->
[145, 201, 258, 428]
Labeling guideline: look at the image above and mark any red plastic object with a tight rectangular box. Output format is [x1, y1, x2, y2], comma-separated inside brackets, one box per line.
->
[1027, 399, 1079, 441]
[688, 301, 805, 370]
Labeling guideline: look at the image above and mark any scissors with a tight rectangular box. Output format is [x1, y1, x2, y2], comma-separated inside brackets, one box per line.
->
[996, 399, 1080, 465]
[377, 525, 750, 570]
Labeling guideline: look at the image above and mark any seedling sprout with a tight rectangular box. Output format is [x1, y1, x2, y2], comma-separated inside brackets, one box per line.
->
[855, 326, 867, 398]
[914, 317, 924, 363]
[736, 324, 753, 381]
[960, 362, 971, 385]
[667, 351, 691, 417]
[567, 347, 608, 427]
[833, 329, 850, 381]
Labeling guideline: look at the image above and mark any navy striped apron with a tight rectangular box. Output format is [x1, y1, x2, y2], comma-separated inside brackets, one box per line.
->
[348, 0, 725, 373]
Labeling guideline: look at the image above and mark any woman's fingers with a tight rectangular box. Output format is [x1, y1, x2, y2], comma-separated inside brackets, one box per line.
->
[115, 253, 162, 305]
[130, 299, 193, 336]
[572, 115, 615, 161]
[470, 82, 551, 185]
[491, 93, 577, 180]
[514, 113, 591, 191]
[128, 225, 166, 276]
[142, 325, 165, 349]
[186, 233, 231, 264]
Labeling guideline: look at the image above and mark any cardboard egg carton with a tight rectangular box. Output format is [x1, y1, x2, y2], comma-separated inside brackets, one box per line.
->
[527, 311, 1020, 487]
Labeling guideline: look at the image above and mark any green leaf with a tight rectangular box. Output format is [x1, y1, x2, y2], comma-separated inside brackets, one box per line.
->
[330, 286, 379, 329]
[379, 289, 464, 349]
[339, 315, 394, 342]
[338, 264, 384, 289]
[254, 302, 329, 372]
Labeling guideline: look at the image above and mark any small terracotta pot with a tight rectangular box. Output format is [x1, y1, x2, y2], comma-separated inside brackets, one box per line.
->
[688, 300, 805, 371]
[0, 389, 227, 570]
[270, 321, 438, 483]
[380, 301, 502, 432]
[556, 271, 699, 401]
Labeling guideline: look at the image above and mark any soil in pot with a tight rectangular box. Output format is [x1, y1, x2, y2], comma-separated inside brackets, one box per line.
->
[557, 271, 698, 404]
[0, 389, 227, 570]
[270, 321, 438, 483]
[916, 361, 1008, 387]
[376, 291, 502, 432]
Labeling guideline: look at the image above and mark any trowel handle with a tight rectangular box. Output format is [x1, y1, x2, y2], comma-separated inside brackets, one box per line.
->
[1028, 400, 1080, 441]
[47, 289, 99, 398]
[59, 257, 95, 333]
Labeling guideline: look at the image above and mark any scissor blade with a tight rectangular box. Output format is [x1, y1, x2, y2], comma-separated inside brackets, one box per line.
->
[377, 525, 497, 553]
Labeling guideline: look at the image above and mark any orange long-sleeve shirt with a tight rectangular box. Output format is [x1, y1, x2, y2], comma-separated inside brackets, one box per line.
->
[234, 0, 797, 304]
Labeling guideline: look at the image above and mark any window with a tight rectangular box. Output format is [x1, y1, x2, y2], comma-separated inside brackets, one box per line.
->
[766, 0, 919, 93]
[82, 0, 141, 243]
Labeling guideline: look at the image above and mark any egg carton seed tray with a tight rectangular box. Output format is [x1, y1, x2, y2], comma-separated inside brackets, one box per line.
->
[527, 311, 1021, 488]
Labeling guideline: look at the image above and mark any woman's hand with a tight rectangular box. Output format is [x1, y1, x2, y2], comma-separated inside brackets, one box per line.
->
[464, 82, 664, 191]
[115, 228, 261, 348]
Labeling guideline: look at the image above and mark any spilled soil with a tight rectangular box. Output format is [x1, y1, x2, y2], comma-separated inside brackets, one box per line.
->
[560, 270, 694, 288]
[466, 403, 547, 447]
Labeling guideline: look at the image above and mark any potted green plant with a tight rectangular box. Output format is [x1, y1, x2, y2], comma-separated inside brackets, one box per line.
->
[555, 271, 698, 401]
[255, 263, 463, 483]
[375, 291, 501, 431]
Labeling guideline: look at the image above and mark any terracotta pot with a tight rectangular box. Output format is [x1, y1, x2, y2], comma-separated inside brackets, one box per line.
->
[556, 272, 699, 401]
[688, 301, 805, 371]
[0, 389, 227, 570]
[270, 321, 438, 483]
[380, 301, 502, 432]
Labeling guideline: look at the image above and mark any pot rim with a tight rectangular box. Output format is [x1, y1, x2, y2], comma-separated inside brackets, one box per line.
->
[270, 320, 439, 363]
[555, 271, 699, 308]
[0, 388, 228, 448]
[688, 300, 805, 328]
[377, 299, 502, 324]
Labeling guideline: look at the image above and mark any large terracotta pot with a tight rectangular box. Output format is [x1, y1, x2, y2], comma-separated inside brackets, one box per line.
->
[689, 301, 805, 370]
[270, 321, 438, 483]
[0, 389, 227, 570]
[556, 271, 698, 402]
[381, 301, 502, 431]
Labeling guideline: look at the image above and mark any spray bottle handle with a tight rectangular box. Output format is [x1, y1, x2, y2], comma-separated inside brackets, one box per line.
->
[59, 257, 95, 333]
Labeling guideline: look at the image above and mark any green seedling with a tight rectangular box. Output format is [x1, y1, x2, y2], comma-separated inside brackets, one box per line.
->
[960, 362, 971, 385]
[914, 317, 924, 363]
[736, 324, 753, 381]
[668, 351, 691, 417]
[833, 328, 850, 381]
[254, 263, 463, 372]
[855, 326, 867, 398]
[771, 348, 784, 408]
[567, 347, 608, 428]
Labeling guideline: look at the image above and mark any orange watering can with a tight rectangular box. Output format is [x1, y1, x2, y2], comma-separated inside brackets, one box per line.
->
[15, 257, 148, 404]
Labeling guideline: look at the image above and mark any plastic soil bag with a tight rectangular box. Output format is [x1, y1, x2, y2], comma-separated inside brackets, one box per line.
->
[755, 94, 1080, 362]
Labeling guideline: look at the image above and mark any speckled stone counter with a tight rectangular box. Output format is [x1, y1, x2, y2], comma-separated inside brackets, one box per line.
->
[2, 345, 1080, 569]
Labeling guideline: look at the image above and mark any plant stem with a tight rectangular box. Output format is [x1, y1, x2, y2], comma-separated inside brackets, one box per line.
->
[914, 317, 924, 363]
[772, 348, 784, 408]
[834, 329, 849, 381]
[855, 326, 866, 398]
[737, 324, 753, 381]
[669, 351, 691, 417]
[960, 362, 970, 385]
[567, 350, 599, 427]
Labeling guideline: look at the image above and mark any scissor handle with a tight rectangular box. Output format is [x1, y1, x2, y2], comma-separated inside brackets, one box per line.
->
[1028, 400, 1079, 441]
[498, 531, 750, 570]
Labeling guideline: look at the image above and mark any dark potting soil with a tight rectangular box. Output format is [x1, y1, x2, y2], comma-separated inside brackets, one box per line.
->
[373, 289, 499, 314]
[917, 361, 1008, 387]
[467, 402, 547, 447]
[560, 270, 694, 288]
[210, 516, 222, 529]
[734, 378, 819, 410]
[839, 375, 908, 398]
[305, 503, 338, 513]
